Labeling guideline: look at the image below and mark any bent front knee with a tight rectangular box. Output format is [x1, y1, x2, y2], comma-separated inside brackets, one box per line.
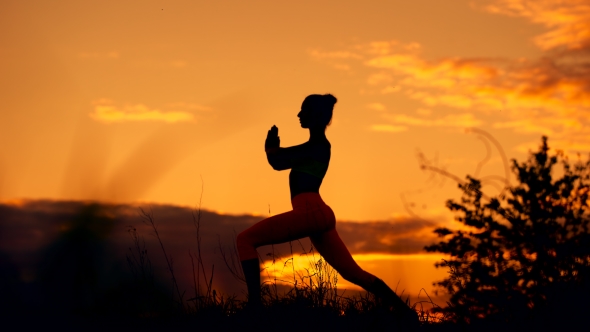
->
[236, 231, 259, 261]
[236, 231, 252, 248]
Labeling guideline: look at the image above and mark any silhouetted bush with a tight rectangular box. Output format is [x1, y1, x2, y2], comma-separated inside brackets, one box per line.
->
[426, 136, 590, 324]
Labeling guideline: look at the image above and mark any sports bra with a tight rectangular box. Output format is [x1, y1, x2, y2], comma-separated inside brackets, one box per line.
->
[292, 159, 329, 178]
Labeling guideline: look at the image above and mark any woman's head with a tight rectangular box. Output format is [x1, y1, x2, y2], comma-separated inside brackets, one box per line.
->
[298, 94, 337, 129]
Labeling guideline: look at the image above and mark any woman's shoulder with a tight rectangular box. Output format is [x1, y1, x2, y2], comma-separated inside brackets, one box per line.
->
[307, 140, 330, 162]
[303, 140, 330, 154]
[308, 138, 331, 148]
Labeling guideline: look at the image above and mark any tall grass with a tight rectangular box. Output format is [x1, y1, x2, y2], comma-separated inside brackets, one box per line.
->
[125, 205, 448, 328]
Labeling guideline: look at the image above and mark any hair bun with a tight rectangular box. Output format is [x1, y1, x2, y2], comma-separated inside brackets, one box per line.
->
[323, 94, 337, 106]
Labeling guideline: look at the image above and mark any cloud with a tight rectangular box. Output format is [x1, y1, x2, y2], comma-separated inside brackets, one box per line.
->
[0, 200, 443, 302]
[366, 102, 386, 111]
[307, 49, 363, 60]
[493, 119, 555, 135]
[367, 72, 394, 85]
[309, 1, 590, 153]
[307, 49, 363, 71]
[483, 0, 590, 50]
[370, 124, 408, 133]
[0, 200, 440, 263]
[166, 102, 212, 111]
[336, 217, 438, 254]
[170, 60, 188, 68]
[355, 40, 422, 55]
[332, 63, 351, 71]
[89, 101, 195, 123]
[380, 85, 400, 94]
[383, 113, 483, 128]
[78, 51, 119, 59]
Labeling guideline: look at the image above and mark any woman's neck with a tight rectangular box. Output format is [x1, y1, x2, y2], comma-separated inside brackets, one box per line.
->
[308, 126, 327, 142]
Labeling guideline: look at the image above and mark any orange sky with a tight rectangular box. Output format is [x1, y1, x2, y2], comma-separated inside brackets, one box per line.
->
[2, 0, 588, 221]
[1, 0, 589, 302]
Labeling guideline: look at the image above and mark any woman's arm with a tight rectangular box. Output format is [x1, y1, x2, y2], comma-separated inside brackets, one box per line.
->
[267, 145, 310, 170]
[265, 125, 309, 171]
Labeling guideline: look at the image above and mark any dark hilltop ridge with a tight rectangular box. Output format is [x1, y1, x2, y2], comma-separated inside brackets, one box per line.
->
[0, 199, 448, 330]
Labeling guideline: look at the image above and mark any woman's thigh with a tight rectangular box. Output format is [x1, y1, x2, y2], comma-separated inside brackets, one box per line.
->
[240, 208, 330, 248]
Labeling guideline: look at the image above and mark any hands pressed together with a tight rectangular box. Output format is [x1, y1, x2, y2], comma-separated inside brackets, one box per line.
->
[265, 125, 280, 152]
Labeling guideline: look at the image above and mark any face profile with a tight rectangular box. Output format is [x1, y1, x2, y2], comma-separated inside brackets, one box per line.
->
[297, 101, 315, 128]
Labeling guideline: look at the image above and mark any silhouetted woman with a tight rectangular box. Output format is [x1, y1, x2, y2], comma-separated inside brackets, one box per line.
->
[237, 94, 418, 322]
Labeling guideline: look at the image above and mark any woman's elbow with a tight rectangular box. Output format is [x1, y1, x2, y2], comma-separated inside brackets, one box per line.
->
[271, 164, 287, 171]
[268, 161, 289, 171]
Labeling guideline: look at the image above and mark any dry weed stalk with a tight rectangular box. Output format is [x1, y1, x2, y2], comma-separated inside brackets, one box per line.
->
[139, 207, 184, 311]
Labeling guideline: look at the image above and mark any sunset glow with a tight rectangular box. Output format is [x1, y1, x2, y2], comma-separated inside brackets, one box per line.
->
[261, 252, 448, 304]
[1, 0, 589, 306]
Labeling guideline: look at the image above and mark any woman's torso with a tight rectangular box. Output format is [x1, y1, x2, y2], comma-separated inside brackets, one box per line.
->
[289, 140, 331, 198]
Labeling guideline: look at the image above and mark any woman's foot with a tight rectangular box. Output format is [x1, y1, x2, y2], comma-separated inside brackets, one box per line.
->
[368, 278, 420, 328]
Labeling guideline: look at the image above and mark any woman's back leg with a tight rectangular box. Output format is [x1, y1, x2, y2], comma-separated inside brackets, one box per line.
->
[310, 229, 419, 325]
[309, 228, 376, 288]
